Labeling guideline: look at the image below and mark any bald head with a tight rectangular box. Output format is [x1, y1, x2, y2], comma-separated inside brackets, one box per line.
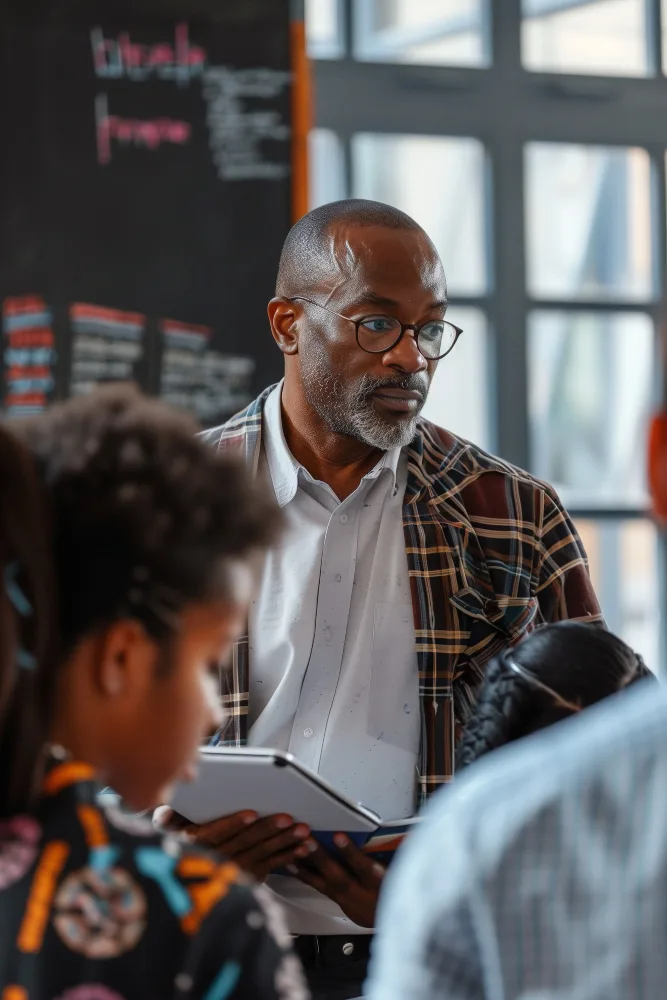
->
[276, 199, 442, 299]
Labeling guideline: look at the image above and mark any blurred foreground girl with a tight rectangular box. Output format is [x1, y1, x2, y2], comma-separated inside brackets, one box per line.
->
[0, 386, 307, 1000]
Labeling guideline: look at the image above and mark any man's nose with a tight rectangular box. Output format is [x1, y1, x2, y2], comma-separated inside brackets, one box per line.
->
[382, 329, 428, 374]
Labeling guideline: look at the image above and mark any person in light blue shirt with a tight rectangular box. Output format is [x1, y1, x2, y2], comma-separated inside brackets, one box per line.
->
[367, 656, 661, 999]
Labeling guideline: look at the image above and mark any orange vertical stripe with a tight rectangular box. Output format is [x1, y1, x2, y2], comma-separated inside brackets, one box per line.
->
[77, 805, 108, 849]
[290, 16, 312, 223]
[17, 842, 69, 953]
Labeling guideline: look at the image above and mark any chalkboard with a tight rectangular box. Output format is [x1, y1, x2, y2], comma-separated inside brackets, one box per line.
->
[0, 0, 305, 425]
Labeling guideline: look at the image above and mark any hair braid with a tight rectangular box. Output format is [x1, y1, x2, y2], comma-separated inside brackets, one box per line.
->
[455, 655, 534, 772]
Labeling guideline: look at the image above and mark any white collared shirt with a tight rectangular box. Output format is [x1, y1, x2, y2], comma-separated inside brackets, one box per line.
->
[248, 383, 419, 934]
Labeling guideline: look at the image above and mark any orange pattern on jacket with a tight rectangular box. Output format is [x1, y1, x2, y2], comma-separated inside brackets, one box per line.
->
[17, 842, 69, 952]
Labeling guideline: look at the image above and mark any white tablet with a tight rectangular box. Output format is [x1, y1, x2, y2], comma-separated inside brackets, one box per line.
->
[170, 746, 382, 833]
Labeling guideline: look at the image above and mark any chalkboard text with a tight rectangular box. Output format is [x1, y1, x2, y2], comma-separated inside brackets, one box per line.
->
[2, 296, 56, 416]
[96, 94, 191, 165]
[91, 23, 206, 86]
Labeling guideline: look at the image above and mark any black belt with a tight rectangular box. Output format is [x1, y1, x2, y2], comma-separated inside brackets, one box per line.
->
[294, 933, 372, 975]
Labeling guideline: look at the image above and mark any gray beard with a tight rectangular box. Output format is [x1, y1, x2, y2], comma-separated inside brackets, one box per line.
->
[300, 352, 428, 451]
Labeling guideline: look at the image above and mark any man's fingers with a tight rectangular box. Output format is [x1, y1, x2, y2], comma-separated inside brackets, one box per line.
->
[291, 862, 328, 896]
[235, 824, 311, 866]
[216, 814, 301, 855]
[300, 840, 353, 897]
[184, 812, 310, 868]
[332, 834, 385, 887]
[183, 810, 259, 847]
[241, 839, 315, 881]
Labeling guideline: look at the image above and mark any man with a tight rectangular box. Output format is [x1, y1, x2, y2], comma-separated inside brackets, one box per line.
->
[366, 673, 660, 1000]
[178, 199, 601, 997]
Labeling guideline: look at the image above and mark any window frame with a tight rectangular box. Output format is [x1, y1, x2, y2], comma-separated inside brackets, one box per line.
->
[309, 0, 667, 664]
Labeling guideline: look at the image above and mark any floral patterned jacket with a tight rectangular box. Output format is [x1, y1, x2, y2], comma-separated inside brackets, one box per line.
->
[0, 759, 308, 1000]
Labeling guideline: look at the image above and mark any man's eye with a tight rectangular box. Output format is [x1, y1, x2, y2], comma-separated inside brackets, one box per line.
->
[420, 321, 444, 343]
[361, 316, 397, 334]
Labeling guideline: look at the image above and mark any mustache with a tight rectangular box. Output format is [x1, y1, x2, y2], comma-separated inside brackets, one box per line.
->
[357, 373, 429, 402]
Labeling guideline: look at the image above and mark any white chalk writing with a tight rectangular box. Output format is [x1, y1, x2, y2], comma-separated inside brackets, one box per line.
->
[203, 67, 291, 181]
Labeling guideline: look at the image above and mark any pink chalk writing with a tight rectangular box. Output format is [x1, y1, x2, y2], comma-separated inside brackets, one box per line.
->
[95, 94, 191, 165]
[91, 22, 206, 86]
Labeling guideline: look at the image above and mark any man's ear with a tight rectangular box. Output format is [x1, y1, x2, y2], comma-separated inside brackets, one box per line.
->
[268, 297, 299, 356]
[92, 619, 156, 700]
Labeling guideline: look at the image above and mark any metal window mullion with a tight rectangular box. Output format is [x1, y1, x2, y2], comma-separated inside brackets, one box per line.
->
[528, 298, 662, 314]
[339, 0, 354, 58]
[312, 60, 667, 144]
[341, 129, 354, 199]
[490, 136, 530, 470]
[491, 0, 522, 74]
[568, 508, 649, 520]
[645, 0, 663, 76]
[648, 145, 667, 345]
[645, 137, 667, 669]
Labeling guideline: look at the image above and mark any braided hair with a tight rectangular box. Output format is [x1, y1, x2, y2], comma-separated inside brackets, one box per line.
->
[456, 622, 653, 773]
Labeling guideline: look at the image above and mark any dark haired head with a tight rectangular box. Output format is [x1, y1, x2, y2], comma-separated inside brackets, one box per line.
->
[0, 423, 55, 816]
[1, 385, 282, 815]
[275, 198, 436, 300]
[15, 384, 280, 656]
[456, 622, 652, 772]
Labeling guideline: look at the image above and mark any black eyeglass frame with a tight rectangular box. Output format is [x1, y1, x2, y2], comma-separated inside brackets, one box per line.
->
[288, 296, 464, 361]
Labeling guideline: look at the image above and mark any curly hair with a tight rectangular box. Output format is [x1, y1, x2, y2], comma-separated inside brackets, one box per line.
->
[1, 384, 282, 816]
[14, 385, 281, 655]
[455, 622, 653, 773]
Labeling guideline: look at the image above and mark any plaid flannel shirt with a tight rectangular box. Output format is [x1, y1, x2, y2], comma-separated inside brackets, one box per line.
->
[202, 385, 602, 801]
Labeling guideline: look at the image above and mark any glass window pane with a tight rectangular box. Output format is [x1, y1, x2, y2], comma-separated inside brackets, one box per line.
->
[353, 133, 488, 296]
[576, 519, 661, 672]
[354, 0, 488, 67]
[525, 143, 652, 301]
[528, 310, 654, 507]
[305, 0, 343, 58]
[421, 308, 490, 449]
[309, 129, 346, 209]
[522, 0, 648, 77]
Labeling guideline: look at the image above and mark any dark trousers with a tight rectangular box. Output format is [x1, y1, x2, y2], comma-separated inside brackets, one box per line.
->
[294, 934, 371, 1000]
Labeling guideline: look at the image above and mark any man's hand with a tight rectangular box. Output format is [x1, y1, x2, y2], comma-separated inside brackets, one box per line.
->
[154, 807, 312, 881]
[291, 833, 385, 928]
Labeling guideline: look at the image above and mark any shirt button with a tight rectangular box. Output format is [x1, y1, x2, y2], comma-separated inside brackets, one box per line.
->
[304, 728, 314, 738]
[339, 514, 348, 523]
[335, 573, 342, 582]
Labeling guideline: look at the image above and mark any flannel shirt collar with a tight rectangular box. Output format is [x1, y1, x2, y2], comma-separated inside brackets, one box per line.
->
[262, 381, 401, 507]
[210, 384, 516, 622]
[234, 383, 479, 499]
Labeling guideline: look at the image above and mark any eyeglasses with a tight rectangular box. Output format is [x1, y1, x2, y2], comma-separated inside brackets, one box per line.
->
[288, 296, 463, 361]
[504, 655, 582, 715]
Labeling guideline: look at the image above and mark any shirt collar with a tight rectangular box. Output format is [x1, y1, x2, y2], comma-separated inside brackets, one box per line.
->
[262, 380, 402, 508]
